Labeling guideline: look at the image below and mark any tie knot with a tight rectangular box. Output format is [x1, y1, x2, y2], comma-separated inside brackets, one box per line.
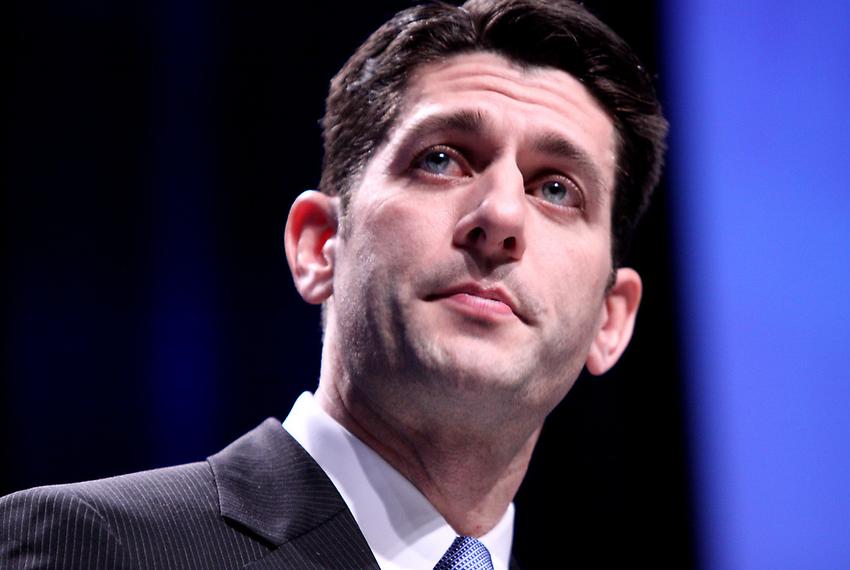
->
[434, 536, 494, 570]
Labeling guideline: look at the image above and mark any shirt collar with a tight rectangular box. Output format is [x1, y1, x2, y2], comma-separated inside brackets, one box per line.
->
[283, 392, 514, 570]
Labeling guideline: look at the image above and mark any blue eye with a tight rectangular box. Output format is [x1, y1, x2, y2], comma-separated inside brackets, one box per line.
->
[413, 146, 469, 179]
[542, 180, 566, 202]
[536, 179, 582, 208]
[420, 150, 453, 174]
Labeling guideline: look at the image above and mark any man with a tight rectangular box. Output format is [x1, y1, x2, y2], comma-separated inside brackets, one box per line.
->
[0, 0, 666, 568]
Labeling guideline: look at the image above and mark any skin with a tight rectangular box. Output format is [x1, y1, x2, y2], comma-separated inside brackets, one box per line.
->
[285, 51, 642, 536]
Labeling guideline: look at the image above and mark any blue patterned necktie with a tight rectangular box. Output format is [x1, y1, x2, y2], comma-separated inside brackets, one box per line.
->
[434, 536, 495, 570]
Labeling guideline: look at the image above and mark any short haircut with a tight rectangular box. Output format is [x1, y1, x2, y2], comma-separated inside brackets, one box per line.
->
[319, 0, 668, 267]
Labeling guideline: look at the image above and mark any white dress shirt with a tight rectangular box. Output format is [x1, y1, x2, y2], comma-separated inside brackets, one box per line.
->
[283, 392, 514, 570]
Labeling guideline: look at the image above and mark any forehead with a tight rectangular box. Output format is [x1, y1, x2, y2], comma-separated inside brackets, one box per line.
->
[391, 51, 617, 185]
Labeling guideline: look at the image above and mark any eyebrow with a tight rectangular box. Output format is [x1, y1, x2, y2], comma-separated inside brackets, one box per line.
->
[396, 108, 609, 194]
[397, 109, 488, 143]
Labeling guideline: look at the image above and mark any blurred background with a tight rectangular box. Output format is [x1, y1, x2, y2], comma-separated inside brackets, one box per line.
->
[3, 0, 848, 567]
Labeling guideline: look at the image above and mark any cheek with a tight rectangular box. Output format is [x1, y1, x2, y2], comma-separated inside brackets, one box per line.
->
[534, 232, 611, 314]
[354, 194, 452, 265]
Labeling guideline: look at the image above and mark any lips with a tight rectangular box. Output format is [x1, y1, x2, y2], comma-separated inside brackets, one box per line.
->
[429, 282, 525, 322]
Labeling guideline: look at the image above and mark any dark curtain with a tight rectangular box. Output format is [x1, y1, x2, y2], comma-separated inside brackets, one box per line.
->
[3, 1, 694, 566]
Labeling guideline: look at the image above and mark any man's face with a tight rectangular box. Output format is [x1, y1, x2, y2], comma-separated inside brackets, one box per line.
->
[329, 51, 620, 424]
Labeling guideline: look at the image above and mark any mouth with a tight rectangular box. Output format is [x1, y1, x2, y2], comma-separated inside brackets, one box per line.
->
[427, 283, 526, 323]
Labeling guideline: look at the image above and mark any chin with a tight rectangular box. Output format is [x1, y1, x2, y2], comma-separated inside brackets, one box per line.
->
[416, 336, 536, 393]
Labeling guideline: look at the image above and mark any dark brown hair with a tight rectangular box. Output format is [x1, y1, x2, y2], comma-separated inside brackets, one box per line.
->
[319, 0, 668, 266]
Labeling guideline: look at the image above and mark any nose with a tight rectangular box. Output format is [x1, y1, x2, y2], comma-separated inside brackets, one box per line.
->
[452, 159, 527, 264]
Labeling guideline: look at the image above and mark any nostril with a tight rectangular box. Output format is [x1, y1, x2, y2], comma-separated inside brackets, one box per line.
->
[503, 236, 516, 250]
[468, 227, 485, 243]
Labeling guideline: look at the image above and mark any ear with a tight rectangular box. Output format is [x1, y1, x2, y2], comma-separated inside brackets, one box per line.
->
[284, 190, 339, 304]
[585, 267, 642, 375]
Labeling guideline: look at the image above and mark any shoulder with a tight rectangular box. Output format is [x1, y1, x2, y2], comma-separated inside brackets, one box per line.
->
[1, 478, 125, 568]
[0, 461, 215, 569]
[2, 460, 217, 526]
[0, 418, 307, 569]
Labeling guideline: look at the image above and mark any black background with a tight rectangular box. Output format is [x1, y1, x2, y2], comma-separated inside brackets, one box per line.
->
[4, 1, 695, 567]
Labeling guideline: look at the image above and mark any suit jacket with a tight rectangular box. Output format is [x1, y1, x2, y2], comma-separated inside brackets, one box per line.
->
[0, 418, 381, 569]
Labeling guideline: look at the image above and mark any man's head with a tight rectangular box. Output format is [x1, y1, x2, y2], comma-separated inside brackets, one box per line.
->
[319, 0, 667, 267]
[285, 0, 667, 435]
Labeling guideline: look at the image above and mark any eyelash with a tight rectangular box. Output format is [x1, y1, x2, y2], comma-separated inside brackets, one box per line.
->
[528, 173, 585, 210]
[411, 145, 472, 179]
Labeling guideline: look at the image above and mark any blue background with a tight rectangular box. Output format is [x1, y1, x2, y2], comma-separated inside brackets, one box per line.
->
[664, 0, 850, 567]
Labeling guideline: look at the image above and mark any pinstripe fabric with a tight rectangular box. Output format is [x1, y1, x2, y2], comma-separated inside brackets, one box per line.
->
[0, 418, 380, 569]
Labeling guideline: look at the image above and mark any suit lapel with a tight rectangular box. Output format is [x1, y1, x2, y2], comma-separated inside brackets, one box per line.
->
[242, 508, 380, 569]
[208, 418, 379, 569]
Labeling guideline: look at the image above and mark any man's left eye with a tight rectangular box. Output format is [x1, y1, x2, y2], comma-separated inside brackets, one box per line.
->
[532, 178, 583, 209]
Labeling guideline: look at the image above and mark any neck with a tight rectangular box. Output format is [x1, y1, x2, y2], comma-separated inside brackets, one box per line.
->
[315, 340, 542, 536]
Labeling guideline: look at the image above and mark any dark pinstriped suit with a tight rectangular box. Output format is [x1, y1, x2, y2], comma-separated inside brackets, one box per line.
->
[0, 418, 381, 569]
